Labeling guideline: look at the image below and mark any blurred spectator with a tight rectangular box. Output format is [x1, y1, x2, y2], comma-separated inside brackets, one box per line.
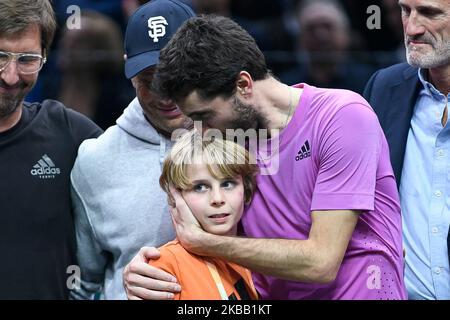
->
[339, 0, 397, 51]
[280, 0, 374, 94]
[26, 0, 406, 106]
[381, 0, 406, 64]
[230, 0, 296, 75]
[337, 0, 407, 68]
[54, 0, 126, 29]
[27, 0, 131, 112]
[57, 11, 134, 129]
[192, 0, 230, 15]
[122, 0, 151, 18]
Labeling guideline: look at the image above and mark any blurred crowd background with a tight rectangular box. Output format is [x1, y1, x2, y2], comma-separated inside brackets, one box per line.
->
[29, 0, 405, 130]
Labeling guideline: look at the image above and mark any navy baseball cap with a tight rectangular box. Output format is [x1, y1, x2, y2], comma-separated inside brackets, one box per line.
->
[124, 0, 195, 79]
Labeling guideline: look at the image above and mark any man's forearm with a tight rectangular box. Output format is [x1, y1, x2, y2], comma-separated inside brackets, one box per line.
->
[197, 233, 336, 283]
[188, 210, 359, 283]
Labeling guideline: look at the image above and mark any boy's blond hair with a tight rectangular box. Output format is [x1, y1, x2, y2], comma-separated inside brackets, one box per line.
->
[160, 130, 259, 205]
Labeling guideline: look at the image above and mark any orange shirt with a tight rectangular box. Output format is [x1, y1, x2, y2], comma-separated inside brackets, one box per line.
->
[149, 240, 258, 300]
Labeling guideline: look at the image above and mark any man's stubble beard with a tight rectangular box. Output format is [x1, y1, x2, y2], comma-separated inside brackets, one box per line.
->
[405, 34, 450, 69]
[230, 95, 268, 132]
[0, 93, 24, 119]
[0, 79, 32, 119]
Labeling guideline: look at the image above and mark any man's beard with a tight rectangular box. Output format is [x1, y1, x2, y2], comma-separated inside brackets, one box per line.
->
[229, 95, 268, 132]
[0, 80, 28, 118]
[183, 115, 194, 130]
[405, 34, 450, 69]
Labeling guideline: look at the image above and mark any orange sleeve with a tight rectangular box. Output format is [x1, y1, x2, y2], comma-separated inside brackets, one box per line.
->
[148, 246, 182, 300]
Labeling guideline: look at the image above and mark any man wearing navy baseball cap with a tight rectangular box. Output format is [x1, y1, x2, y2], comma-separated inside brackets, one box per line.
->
[124, 0, 195, 79]
[70, 0, 195, 300]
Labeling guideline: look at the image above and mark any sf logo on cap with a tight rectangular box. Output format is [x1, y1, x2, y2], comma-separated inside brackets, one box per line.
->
[148, 16, 168, 42]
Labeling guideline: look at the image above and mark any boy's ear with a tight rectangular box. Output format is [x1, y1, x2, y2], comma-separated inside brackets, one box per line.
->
[167, 184, 176, 207]
[167, 186, 184, 207]
[167, 194, 175, 208]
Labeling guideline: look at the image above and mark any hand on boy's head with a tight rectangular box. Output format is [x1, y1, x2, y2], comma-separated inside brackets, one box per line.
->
[169, 186, 209, 254]
[169, 186, 200, 228]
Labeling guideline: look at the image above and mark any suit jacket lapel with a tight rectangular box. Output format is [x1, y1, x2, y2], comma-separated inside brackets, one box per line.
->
[384, 67, 421, 185]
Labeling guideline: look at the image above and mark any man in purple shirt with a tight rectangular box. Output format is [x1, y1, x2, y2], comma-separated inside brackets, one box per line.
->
[123, 15, 406, 300]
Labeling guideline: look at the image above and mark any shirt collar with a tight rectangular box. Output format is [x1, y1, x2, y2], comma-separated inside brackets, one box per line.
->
[418, 68, 446, 99]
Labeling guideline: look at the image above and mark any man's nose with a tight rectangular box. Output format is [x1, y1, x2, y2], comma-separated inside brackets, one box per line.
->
[160, 98, 174, 106]
[0, 61, 20, 86]
[404, 11, 426, 37]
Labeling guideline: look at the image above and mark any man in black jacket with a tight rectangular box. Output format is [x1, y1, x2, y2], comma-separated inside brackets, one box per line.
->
[0, 0, 102, 299]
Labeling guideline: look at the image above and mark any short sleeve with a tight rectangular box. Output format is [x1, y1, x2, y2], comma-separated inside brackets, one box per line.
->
[311, 103, 382, 211]
[148, 246, 182, 300]
[65, 107, 103, 143]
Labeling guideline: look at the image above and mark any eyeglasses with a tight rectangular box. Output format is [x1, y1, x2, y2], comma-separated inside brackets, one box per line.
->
[0, 50, 46, 75]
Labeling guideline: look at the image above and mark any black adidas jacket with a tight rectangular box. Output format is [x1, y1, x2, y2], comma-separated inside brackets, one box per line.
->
[0, 100, 102, 299]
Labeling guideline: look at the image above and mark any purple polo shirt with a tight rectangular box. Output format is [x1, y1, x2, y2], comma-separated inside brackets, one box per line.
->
[241, 84, 407, 300]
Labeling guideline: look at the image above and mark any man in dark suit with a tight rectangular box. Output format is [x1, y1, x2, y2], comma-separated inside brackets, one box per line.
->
[363, 0, 450, 300]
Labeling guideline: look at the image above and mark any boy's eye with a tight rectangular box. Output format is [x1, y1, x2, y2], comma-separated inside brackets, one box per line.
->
[193, 184, 209, 192]
[221, 180, 236, 189]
